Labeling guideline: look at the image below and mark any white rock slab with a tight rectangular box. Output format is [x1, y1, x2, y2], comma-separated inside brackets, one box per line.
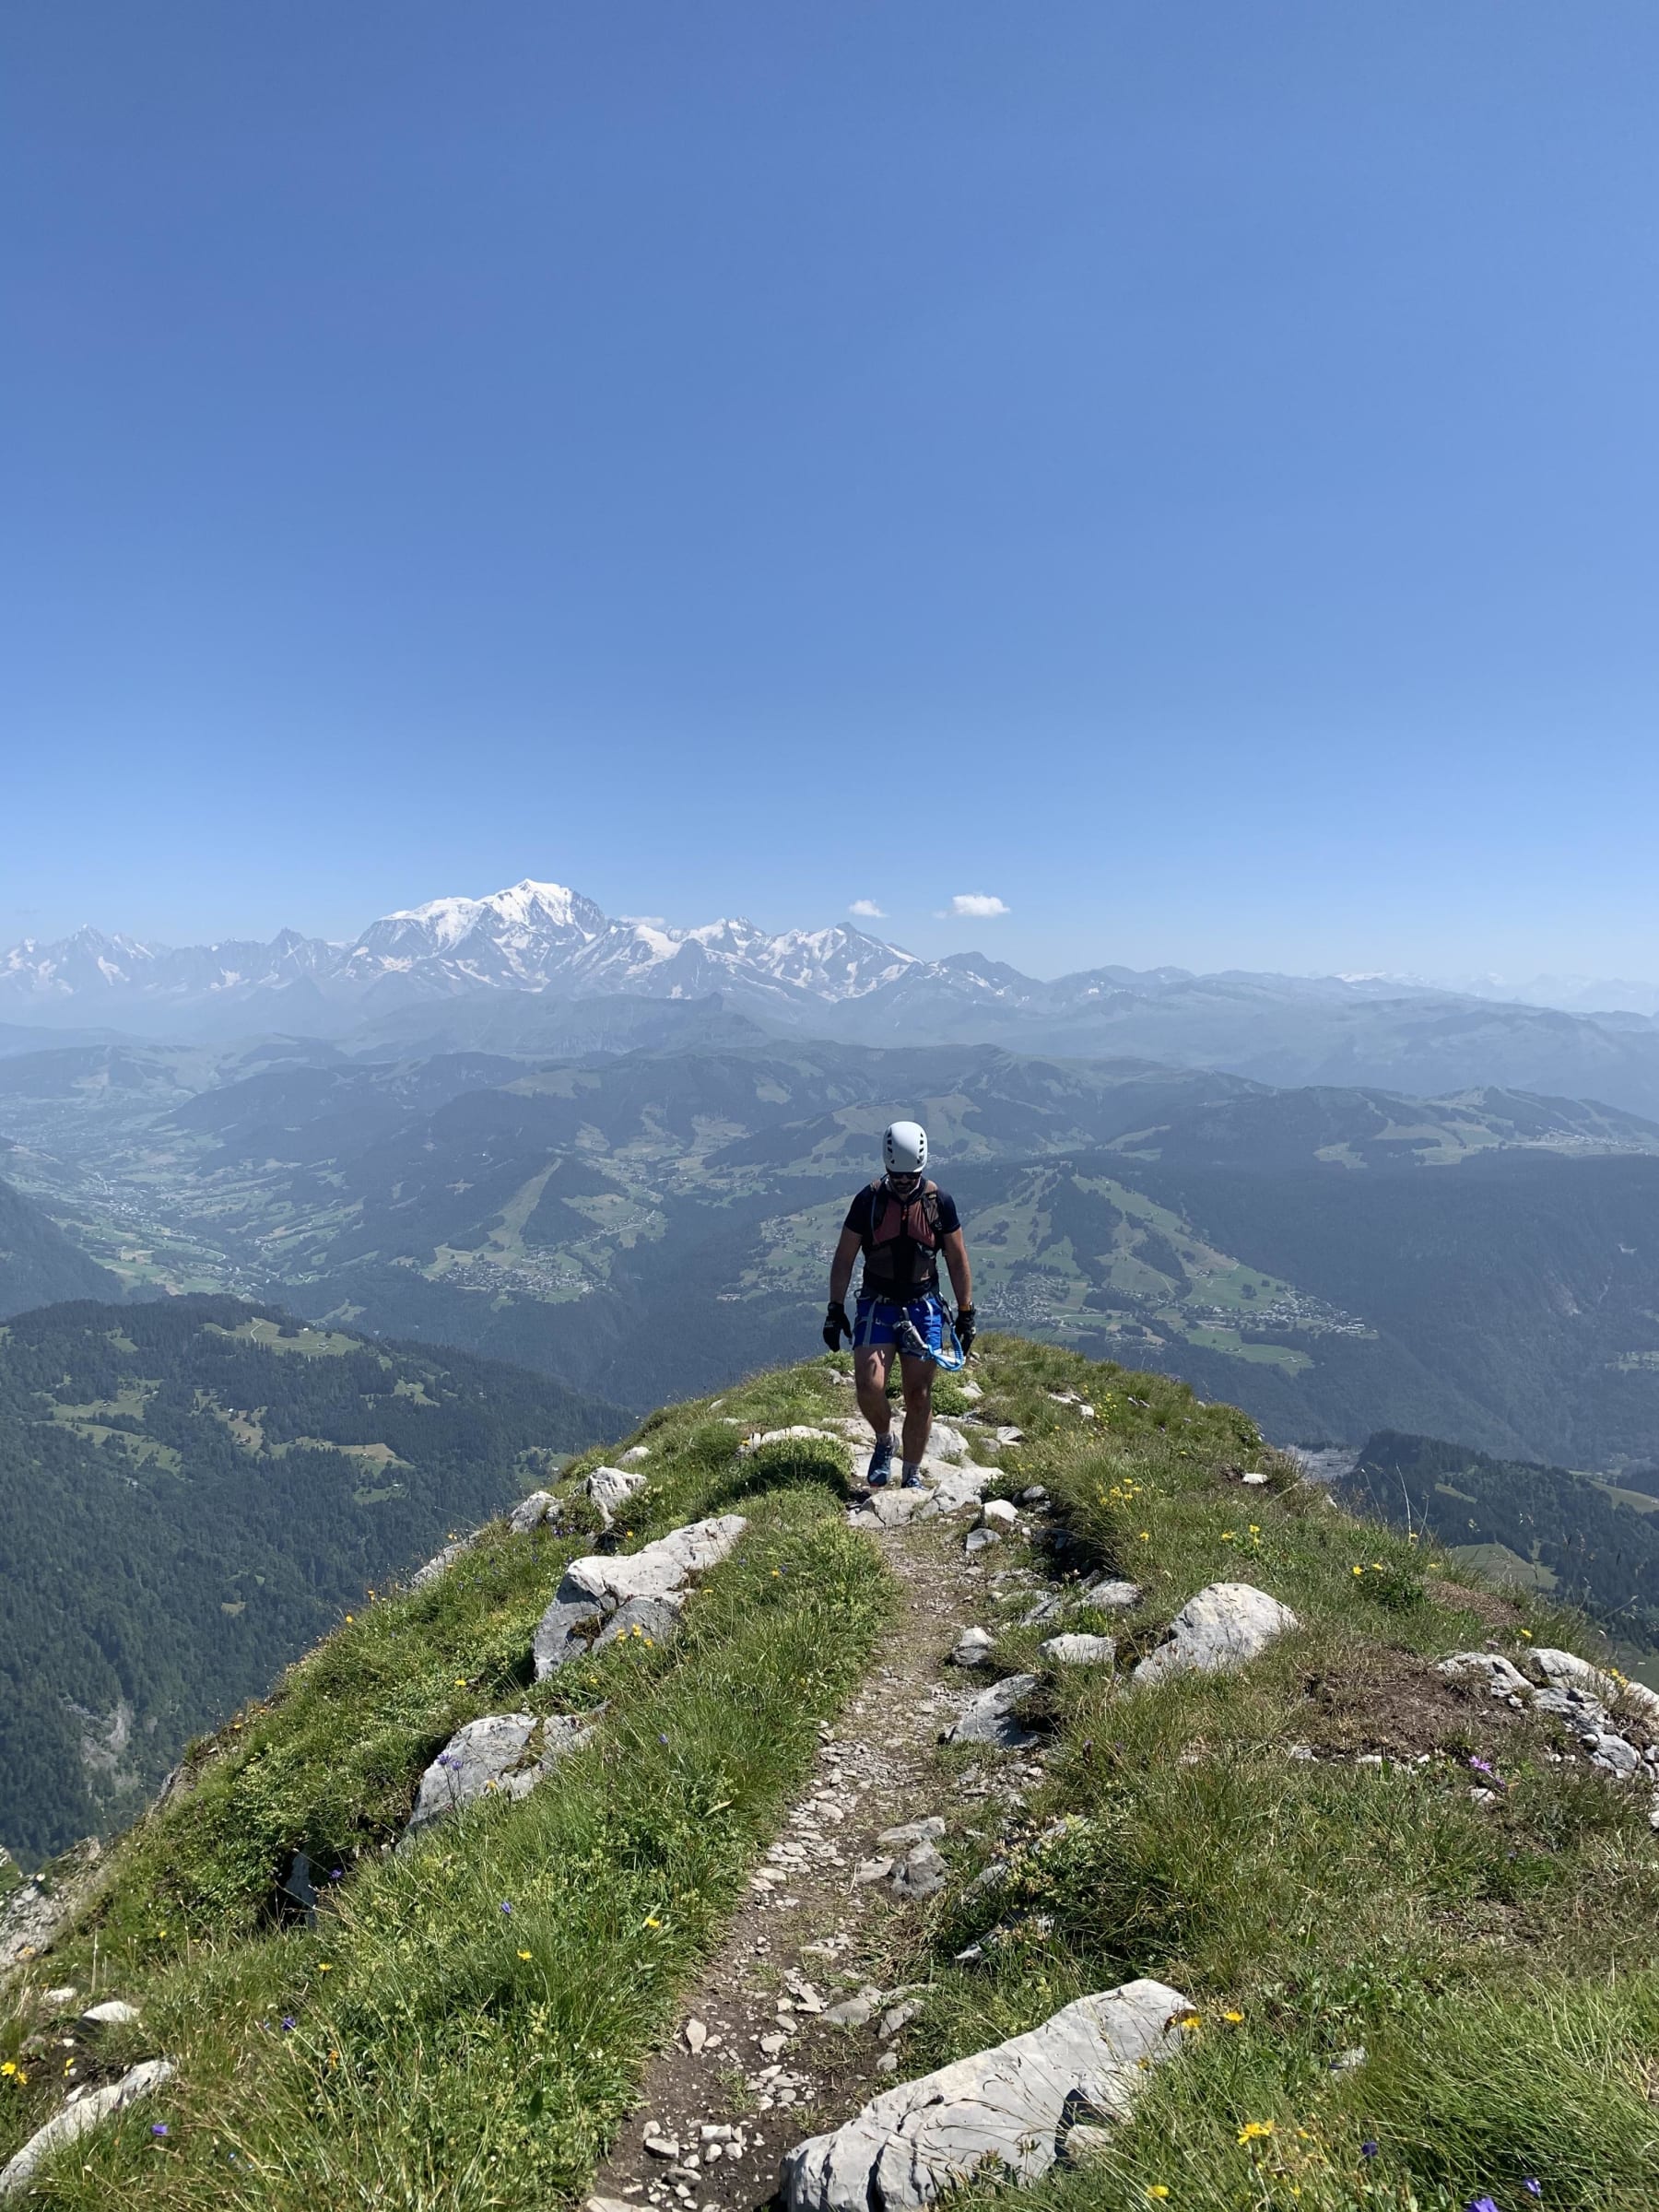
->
[951, 1627, 995, 1668]
[0, 1844, 100, 1976]
[981, 1500, 1018, 1534]
[534, 1515, 747, 1677]
[619, 1443, 652, 1465]
[586, 1466, 648, 1529]
[410, 1534, 480, 1588]
[781, 1980, 1189, 2212]
[0, 2058, 174, 2199]
[1531, 1647, 1659, 1722]
[1132, 1583, 1299, 1687]
[507, 1490, 559, 1535]
[1438, 1652, 1531, 1696]
[1040, 1633, 1115, 1668]
[942, 1675, 1041, 1748]
[404, 1712, 594, 1839]
[80, 1999, 140, 2028]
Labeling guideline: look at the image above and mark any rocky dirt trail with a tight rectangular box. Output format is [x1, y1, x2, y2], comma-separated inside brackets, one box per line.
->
[589, 1430, 1046, 2212]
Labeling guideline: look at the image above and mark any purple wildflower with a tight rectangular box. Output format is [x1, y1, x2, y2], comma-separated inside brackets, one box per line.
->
[658, 1733, 669, 1744]
[500, 1900, 513, 1915]
[281, 2017, 296, 2031]
[1465, 2198, 1500, 2212]
[1468, 1757, 1494, 1776]
[151, 2124, 169, 2137]
[1360, 2142, 1379, 2159]
[329, 1868, 342, 1881]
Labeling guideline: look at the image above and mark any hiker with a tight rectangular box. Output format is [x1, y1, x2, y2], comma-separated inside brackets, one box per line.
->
[822, 1120, 976, 1488]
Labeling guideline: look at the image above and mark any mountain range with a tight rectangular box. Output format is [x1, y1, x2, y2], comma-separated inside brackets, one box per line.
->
[8, 879, 1659, 1119]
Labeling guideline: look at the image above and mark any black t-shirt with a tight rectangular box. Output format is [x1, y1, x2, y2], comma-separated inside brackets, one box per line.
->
[843, 1179, 961, 1296]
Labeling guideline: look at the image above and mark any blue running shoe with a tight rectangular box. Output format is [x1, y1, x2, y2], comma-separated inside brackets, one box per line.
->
[901, 1464, 926, 1490]
[866, 1436, 894, 1488]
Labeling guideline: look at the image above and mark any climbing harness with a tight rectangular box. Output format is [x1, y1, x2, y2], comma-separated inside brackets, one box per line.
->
[893, 1300, 970, 1372]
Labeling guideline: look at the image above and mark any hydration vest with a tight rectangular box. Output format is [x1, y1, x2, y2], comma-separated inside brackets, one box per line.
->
[859, 1177, 945, 1296]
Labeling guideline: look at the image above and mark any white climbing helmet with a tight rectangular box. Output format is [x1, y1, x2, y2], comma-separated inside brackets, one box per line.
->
[883, 1120, 928, 1177]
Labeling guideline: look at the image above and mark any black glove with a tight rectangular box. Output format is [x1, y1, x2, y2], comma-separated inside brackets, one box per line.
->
[955, 1305, 977, 1355]
[823, 1300, 851, 1352]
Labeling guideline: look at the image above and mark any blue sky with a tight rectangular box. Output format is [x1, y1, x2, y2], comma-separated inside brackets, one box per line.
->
[4, 3, 1657, 982]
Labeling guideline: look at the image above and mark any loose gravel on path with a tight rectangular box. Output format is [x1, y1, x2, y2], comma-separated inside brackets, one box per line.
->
[589, 1484, 1046, 2212]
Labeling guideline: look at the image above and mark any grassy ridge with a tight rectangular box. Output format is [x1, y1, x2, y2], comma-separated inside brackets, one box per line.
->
[7, 1337, 1659, 2209]
[0, 1364, 888, 2208]
[906, 1338, 1659, 2211]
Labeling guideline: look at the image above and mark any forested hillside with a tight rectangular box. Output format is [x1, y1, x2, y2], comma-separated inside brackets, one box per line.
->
[1341, 1429, 1659, 1655]
[0, 1296, 621, 1862]
[0, 1175, 122, 1317]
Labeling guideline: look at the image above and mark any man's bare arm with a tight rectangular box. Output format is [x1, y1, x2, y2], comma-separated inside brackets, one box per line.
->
[829, 1225, 863, 1307]
[941, 1227, 972, 1309]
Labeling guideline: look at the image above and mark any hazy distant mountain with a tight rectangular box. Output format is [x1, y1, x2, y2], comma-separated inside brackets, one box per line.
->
[0, 881, 919, 1034]
[9, 878, 1659, 1116]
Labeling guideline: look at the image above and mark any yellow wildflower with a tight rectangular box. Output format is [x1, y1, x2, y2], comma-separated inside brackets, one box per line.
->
[518, 1949, 534, 1960]
[1221, 2008, 1243, 2023]
[318, 1962, 334, 1973]
[0, 2064, 15, 2077]
[1147, 2190, 1171, 2202]
[1237, 2119, 1276, 2145]
[1351, 1564, 1365, 1577]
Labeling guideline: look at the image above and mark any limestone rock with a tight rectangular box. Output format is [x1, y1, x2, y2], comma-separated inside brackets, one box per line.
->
[853, 1492, 926, 1531]
[1040, 1633, 1115, 1669]
[981, 1500, 1018, 1534]
[889, 1841, 947, 1901]
[508, 1489, 559, 1535]
[1131, 1583, 1299, 1687]
[534, 1514, 747, 1677]
[781, 1980, 1189, 2212]
[409, 1535, 477, 1589]
[586, 1465, 648, 1529]
[1088, 1580, 1143, 1611]
[942, 1674, 1041, 1748]
[0, 1841, 101, 1977]
[592, 1594, 682, 1649]
[964, 1528, 1003, 1557]
[404, 1712, 594, 1840]
[1530, 1646, 1659, 1722]
[80, 1999, 140, 2028]
[619, 1443, 652, 1465]
[877, 1818, 947, 1849]
[0, 2058, 174, 2199]
[951, 1627, 995, 1668]
[1438, 1652, 1531, 1697]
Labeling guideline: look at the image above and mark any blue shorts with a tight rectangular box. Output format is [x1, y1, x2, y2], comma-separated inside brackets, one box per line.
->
[853, 1293, 943, 1355]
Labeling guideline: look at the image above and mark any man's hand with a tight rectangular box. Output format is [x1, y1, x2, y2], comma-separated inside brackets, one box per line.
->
[955, 1304, 977, 1356]
[823, 1300, 851, 1352]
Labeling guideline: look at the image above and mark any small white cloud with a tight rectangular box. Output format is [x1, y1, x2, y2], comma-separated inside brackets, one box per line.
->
[848, 899, 886, 919]
[938, 893, 1010, 919]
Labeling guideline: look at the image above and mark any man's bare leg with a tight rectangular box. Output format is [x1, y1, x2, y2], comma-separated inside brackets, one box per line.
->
[854, 1343, 894, 1441]
[899, 1353, 934, 1468]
